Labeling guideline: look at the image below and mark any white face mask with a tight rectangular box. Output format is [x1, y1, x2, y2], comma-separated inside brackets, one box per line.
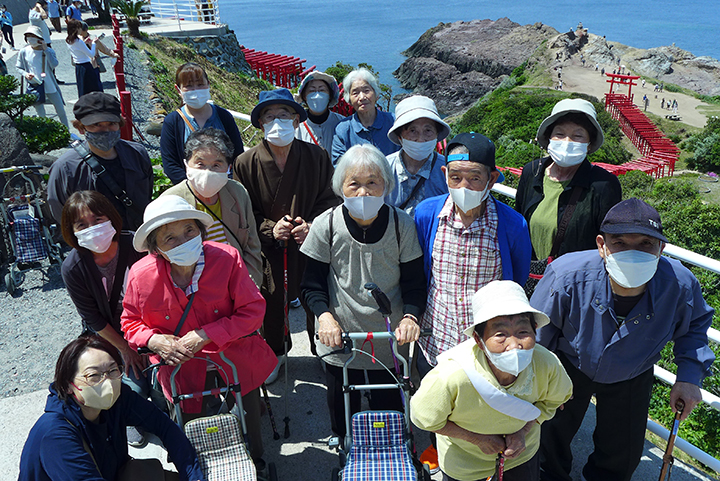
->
[27, 37, 42, 46]
[343, 194, 385, 221]
[547, 140, 588, 168]
[75, 378, 121, 410]
[448, 182, 490, 214]
[185, 162, 229, 198]
[480, 338, 534, 377]
[402, 139, 436, 161]
[604, 247, 660, 289]
[264, 118, 296, 147]
[160, 234, 203, 266]
[75, 220, 116, 254]
[182, 88, 211, 110]
[306, 91, 330, 114]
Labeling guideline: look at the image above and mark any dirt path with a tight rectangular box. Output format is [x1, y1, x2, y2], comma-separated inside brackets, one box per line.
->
[558, 64, 711, 129]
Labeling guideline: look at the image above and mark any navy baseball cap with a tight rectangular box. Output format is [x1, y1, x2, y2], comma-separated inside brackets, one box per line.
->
[600, 198, 668, 242]
[446, 132, 504, 183]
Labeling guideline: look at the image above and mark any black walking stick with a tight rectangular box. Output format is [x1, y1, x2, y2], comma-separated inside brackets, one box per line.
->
[658, 399, 685, 481]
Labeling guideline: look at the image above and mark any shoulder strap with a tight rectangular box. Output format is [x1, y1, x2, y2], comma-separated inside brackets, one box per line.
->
[174, 292, 195, 336]
[392, 206, 400, 248]
[549, 185, 583, 259]
[185, 180, 243, 247]
[72, 142, 136, 210]
[398, 152, 437, 210]
[302, 121, 320, 146]
[176, 108, 196, 133]
[108, 240, 130, 315]
[64, 418, 100, 473]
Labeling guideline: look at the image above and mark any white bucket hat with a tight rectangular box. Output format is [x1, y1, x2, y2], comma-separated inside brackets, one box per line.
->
[24, 25, 44, 39]
[464, 280, 550, 337]
[387, 95, 451, 146]
[293, 70, 340, 108]
[536, 98, 605, 154]
[133, 195, 213, 252]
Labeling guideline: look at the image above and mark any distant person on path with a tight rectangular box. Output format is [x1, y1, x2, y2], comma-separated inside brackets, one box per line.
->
[15, 25, 68, 128]
[533, 198, 715, 481]
[161, 62, 244, 184]
[161, 128, 262, 287]
[66, 0, 82, 22]
[29, 0, 52, 46]
[66, 19, 103, 96]
[331, 67, 399, 165]
[0, 5, 15, 50]
[643, 94, 649, 111]
[411, 280, 573, 481]
[515, 99, 621, 295]
[293, 70, 344, 154]
[301, 143, 426, 437]
[661, 98, 665, 109]
[385, 95, 450, 217]
[48, 92, 153, 231]
[672, 99, 678, 114]
[17, 336, 205, 481]
[47, 0, 62, 32]
[642, 78, 646, 88]
[234, 88, 338, 379]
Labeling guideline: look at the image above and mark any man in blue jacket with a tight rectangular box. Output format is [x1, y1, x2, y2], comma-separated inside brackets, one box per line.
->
[532, 198, 715, 481]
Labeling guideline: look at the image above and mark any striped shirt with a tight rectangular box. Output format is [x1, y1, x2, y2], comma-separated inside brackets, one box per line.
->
[418, 195, 503, 366]
[198, 199, 228, 245]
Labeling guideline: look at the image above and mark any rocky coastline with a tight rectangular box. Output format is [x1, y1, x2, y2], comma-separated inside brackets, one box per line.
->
[395, 17, 720, 117]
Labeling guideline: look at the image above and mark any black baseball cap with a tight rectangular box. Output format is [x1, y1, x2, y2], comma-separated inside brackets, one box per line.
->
[600, 198, 668, 242]
[73, 92, 123, 125]
[446, 132, 504, 183]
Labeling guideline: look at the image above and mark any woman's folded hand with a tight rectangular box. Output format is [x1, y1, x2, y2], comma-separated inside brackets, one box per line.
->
[148, 333, 195, 366]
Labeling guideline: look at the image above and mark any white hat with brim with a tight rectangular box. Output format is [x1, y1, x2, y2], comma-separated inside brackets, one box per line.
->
[24, 25, 44, 39]
[463, 280, 550, 337]
[387, 95, 451, 146]
[293, 71, 340, 109]
[133, 195, 213, 252]
[536, 98, 605, 154]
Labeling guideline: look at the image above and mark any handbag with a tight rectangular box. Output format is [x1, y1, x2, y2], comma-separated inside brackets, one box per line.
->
[523, 185, 583, 297]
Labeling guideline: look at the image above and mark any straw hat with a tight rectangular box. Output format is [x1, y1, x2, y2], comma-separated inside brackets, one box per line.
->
[536, 98, 605, 154]
[387, 95, 450, 146]
[293, 71, 340, 108]
[133, 195, 213, 252]
[463, 280, 550, 337]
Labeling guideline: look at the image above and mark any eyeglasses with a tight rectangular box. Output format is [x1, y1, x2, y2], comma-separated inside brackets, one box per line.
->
[76, 366, 123, 386]
[261, 111, 295, 125]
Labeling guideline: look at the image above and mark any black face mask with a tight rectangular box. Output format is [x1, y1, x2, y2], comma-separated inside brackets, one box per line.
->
[85, 130, 121, 152]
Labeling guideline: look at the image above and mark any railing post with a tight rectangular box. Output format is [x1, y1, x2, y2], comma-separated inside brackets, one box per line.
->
[119, 91, 133, 141]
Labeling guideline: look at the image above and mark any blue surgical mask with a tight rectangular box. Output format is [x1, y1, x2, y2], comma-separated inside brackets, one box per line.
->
[306, 91, 330, 114]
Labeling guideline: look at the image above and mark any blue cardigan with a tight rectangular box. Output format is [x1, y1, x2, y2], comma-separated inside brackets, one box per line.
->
[19, 383, 204, 481]
[160, 105, 244, 184]
[414, 194, 531, 287]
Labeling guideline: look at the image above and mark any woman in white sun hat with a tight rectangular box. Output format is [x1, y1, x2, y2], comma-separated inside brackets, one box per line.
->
[121, 194, 276, 468]
[385, 95, 451, 217]
[294, 70, 344, 153]
[411, 280, 572, 481]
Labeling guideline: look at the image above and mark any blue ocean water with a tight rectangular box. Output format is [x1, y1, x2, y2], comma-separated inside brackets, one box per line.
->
[216, 0, 717, 95]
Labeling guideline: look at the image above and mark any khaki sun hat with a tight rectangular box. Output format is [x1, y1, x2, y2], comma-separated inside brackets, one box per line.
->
[24, 25, 44, 39]
[536, 98, 605, 154]
[387, 95, 450, 146]
[133, 195, 213, 252]
[463, 280, 550, 337]
[293, 70, 340, 108]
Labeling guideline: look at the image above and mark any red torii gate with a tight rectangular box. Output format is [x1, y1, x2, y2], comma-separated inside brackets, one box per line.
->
[605, 73, 640, 106]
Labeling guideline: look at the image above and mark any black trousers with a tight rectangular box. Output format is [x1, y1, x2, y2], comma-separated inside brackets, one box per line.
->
[1, 23, 14, 48]
[325, 362, 403, 438]
[540, 353, 654, 481]
[442, 450, 540, 481]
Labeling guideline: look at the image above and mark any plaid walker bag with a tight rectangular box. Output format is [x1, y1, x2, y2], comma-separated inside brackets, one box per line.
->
[184, 413, 256, 481]
[7, 204, 47, 263]
[342, 411, 417, 481]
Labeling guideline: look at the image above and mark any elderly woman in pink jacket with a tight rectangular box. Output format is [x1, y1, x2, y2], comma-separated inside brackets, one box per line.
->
[121, 195, 276, 470]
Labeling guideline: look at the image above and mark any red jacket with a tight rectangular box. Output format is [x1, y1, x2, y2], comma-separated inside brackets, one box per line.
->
[121, 241, 275, 412]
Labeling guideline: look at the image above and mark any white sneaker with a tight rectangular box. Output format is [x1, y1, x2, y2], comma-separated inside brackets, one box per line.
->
[265, 354, 286, 384]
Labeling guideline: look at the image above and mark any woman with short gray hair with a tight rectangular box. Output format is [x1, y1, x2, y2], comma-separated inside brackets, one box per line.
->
[300, 143, 426, 437]
[161, 128, 262, 287]
[331, 68, 399, 165]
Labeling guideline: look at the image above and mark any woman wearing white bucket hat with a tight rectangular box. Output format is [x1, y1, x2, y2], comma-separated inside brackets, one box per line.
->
[121, 194, 276, 468]
[293, 70, 344, 153]
[515, 98, 621, 294]
[411, 280, 572, 481]
[385, 95, 451, 217]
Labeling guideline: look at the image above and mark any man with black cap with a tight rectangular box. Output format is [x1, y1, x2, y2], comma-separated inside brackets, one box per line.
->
[413, 132, 531, 471]
[48, 92, 153, 231]
[532, 198, 715, 481]
[234, 88, 337, 382]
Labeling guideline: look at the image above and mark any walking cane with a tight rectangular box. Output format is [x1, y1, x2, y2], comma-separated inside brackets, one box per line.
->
[281, 215, 298, 439]
[494, 453, 505, 481]
[658, 399, 685, 481]
[260, 383, 280, 440]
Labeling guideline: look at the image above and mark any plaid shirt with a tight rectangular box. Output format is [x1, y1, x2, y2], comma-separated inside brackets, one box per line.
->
[419, 196, 502, 365]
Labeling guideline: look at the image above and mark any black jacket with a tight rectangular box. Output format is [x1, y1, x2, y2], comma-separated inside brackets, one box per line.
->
[515, 157, 622, 259]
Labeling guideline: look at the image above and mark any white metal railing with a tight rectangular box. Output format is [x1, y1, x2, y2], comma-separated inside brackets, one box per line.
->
[491, 181, 720, 471]
[146, 0, 220, 28]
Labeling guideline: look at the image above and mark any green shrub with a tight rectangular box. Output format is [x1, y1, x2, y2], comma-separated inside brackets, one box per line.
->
[150, 156, 171, 199]
[14, 116, 70, 153]
[0, 75, 37, 120]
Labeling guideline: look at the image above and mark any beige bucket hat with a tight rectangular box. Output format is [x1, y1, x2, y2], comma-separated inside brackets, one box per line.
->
[133, 195, 213, 252]
[387, 95, 451, 146]
[536, 98, 605, 154]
